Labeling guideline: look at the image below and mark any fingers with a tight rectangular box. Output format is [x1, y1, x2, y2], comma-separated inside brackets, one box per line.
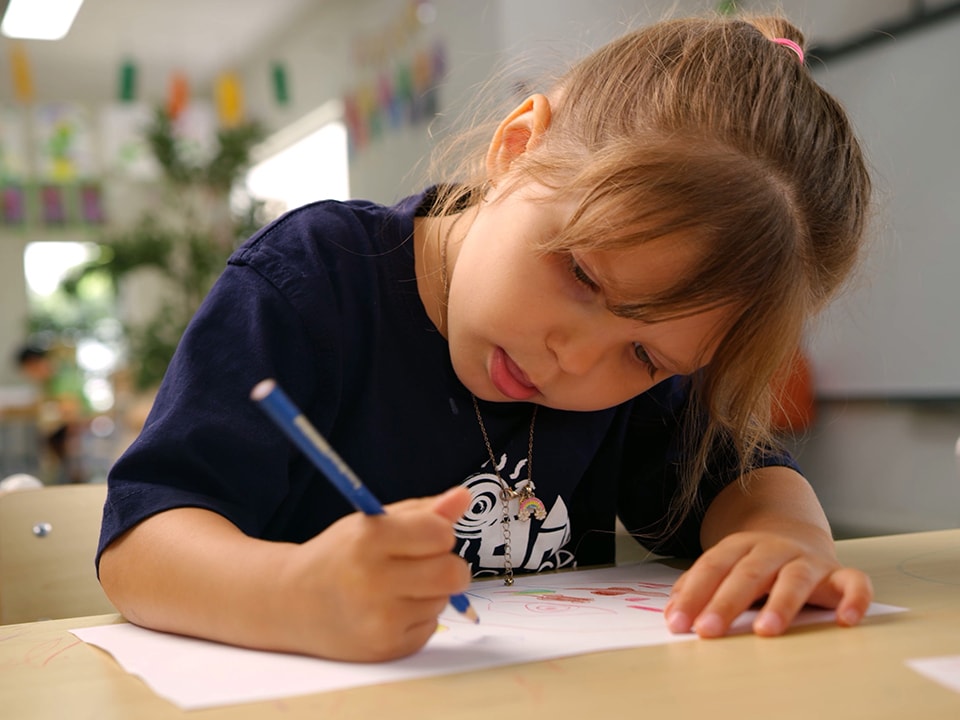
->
[385, 486, 470, 519]
[754, 562, 873, 635]
[751, 557, 823, 636]
[382, 553, 473, 601]
[810, 566, 875, 627]
[666, 534, 762, 637]
[375, 487, 472, 558]
[340, 595, 452, 662]
[429, 486, 473, 522]
[665, 533, 875, 639]
[353, 487, 473, 596]
[294, 488, 474, 661]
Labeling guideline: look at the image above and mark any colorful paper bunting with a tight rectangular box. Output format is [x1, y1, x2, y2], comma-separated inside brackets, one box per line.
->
[10, 42, 34, 104]
[215, 72, 244, 127]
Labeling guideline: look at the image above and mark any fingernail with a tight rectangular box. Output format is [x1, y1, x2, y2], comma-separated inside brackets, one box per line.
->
[666, 610, 692, 633]
[754, 610, 784, 636]
[693, 612, 724, 638]
[839, 608, 861, 626]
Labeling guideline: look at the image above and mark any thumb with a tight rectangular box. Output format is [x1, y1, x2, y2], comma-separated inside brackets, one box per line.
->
[430, 486, 472, 523]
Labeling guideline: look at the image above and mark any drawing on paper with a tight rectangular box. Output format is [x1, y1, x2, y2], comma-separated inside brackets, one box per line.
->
[449, 579, 676, 631]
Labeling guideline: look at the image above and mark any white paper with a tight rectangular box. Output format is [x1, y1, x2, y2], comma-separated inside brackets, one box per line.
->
[906, 655, 960, 694]
[71, 562, 905, 710]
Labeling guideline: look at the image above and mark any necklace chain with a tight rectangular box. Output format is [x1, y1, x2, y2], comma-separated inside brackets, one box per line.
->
[439, 215, 541, 587]
[472, 395, 538, 586]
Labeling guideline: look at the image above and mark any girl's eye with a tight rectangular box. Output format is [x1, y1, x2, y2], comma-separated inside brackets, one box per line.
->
[568, 255, 599, 291]
[633, 343, 658, 380]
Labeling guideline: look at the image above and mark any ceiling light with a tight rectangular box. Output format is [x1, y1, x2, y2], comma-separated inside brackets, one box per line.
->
[2, 0, 85, 41]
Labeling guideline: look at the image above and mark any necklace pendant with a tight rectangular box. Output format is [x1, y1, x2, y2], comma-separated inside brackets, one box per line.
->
[515, 481, 547, 522]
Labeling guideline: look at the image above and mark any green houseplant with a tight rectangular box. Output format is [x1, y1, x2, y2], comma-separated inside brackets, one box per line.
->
[63, 108, 266, 391]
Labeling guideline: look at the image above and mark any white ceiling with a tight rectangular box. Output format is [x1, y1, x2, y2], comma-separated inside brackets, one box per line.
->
[1, 0, 319, 103]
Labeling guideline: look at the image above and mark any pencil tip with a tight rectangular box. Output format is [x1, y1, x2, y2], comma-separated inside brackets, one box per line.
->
[464, 606, 480, 624]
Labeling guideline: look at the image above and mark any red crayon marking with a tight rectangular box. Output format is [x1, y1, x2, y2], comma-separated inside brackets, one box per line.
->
[587, 586, 637, 596]
[628, 605, 664, 613]
[42, 639, 81, 666]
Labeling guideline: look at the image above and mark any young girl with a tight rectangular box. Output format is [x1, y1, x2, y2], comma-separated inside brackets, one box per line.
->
[98, 13, 874, 662]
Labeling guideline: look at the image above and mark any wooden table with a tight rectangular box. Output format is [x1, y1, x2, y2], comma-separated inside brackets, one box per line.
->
[2, 529, 959, 719]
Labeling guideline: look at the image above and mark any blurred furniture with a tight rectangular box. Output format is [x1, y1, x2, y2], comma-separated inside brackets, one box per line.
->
[955, 435, 960, 476]
[0, 482, 115, 624]
[0, 473, 43, 492]
[0, 385, 41, 478]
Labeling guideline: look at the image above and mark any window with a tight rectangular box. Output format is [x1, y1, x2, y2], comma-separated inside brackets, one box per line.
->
[245, 102, 349, 219]
[23, 240, 120, 413]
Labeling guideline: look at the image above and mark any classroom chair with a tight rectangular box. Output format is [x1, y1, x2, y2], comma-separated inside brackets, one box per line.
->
[0, 482, 116, 624]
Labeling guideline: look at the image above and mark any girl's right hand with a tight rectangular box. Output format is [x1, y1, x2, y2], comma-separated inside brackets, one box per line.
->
[275, 486, 474, 661]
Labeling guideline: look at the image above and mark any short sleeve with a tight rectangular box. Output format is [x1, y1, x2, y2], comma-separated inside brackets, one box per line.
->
[97, 260, 339, 567]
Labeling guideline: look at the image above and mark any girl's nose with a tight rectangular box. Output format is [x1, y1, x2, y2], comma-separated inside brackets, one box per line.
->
[545, 324, 612, 377]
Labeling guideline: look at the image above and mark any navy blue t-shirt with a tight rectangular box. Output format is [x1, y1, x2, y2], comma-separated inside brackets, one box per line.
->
[98, 191, 798, 576]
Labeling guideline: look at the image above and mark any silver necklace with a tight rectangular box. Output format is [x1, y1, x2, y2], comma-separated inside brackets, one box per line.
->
[472, 395, 545, 586]
[437, 214, 545, 585]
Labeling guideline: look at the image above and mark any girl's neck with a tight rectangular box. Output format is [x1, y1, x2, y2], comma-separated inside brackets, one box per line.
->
[414, 207, 474, 337]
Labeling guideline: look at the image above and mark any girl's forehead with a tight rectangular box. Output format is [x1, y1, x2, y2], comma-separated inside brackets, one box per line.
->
[582, 237, 741, 338]
[582, 237, 704, 299]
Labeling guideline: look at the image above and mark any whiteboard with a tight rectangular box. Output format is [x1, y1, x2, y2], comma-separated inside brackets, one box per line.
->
[807, 18, 960, 398]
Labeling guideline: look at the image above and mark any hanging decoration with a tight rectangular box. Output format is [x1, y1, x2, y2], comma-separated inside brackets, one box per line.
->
[167, 72, 190, 121]
[0, 106, 29, 181]
[169, 101, 218, 169]
[341, 0, 447, 159]
[1, 105, 27, 225]
[78, 183, 104, 224]
[215, 72, 244, 128]
[9, 42, 35, 104]
[39, 185, 66, 225]
[271, 62, 290, 106]
[34, 103, 97, 182]
[2, 185, 25, 225]
[99, 104, 159, 180]
[119, 60, 138, 102]
[716, 0, 739, 15]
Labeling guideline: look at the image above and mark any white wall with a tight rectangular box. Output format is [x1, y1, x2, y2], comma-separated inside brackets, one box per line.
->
[771, 0, 960, 536]
[790, 402, 960, 537]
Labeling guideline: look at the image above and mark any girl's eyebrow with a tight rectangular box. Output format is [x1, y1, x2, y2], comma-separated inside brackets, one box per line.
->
[578, 255, 657, 323]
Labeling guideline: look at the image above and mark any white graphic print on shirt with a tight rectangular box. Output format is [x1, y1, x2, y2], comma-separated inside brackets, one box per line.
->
[453, 452, 574, 578]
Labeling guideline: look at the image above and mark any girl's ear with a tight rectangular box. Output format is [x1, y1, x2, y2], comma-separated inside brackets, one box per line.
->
[485, 93, 552, 180]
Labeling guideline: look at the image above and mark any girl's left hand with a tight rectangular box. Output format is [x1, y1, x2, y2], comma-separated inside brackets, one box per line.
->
[662, 530, 874, 638]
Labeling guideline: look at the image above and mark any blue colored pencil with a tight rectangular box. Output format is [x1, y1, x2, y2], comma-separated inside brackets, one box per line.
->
[250, 378, 479, 623]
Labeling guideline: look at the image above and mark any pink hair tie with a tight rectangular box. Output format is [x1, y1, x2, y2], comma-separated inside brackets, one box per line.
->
[771, 37, 804, 64]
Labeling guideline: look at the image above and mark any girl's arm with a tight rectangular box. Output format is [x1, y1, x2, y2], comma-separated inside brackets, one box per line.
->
[98, 488, 473, 662]
[662, 465, 874, 638]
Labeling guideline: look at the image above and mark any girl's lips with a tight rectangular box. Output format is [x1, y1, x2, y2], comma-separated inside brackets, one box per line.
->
[490, 347, 539, 401]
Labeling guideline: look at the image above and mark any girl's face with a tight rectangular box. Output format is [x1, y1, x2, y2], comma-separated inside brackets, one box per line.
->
[444, 183, 733, 411]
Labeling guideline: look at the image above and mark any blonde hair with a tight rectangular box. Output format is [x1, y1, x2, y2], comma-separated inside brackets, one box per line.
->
[428, 14, 871, 536]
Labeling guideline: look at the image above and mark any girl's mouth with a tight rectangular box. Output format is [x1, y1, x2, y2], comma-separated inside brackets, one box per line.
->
[490, 347, 538, 401]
